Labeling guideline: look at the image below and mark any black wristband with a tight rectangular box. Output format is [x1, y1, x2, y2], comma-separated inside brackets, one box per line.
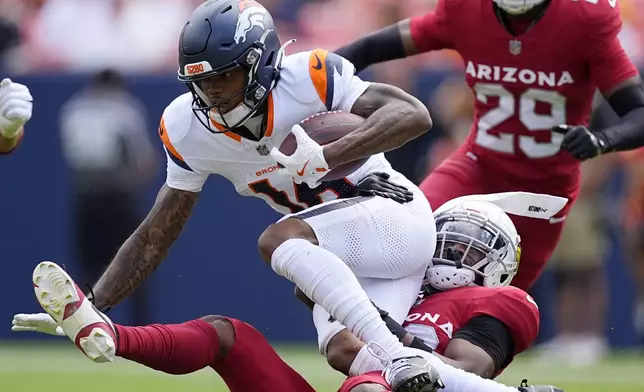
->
[410, 336, 434, 353]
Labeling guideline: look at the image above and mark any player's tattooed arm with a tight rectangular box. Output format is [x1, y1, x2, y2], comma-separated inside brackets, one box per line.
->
[91, 184, 199, 310]
[323, 83, 432, 169]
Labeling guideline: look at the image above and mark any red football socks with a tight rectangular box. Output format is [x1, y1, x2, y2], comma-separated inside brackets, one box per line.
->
[115, 319, 219, 374]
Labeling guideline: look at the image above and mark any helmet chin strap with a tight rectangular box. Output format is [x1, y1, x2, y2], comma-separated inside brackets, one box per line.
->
[275, 39, 296, 71]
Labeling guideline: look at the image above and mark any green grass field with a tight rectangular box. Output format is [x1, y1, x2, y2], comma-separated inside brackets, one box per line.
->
[1, 343, 642, 392]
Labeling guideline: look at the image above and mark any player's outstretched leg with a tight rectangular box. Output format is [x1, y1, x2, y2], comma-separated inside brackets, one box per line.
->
[33, 261, 117, 362]
[31, 262, 314, 392]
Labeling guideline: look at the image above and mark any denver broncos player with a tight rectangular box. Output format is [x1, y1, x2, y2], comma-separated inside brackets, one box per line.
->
[23, 1, 447, 391]
[336, 0, 644, 290]
[333, 197, 558, 392]
[0, 78, 32, 154]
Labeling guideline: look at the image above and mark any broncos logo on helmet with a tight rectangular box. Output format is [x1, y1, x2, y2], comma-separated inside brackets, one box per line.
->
[234, 5, 267, 44]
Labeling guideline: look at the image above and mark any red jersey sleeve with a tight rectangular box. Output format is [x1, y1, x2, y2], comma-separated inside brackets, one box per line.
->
[467, 287, 540, 355]
[584, 0, 639, 94]
[409, 0, 454, 52]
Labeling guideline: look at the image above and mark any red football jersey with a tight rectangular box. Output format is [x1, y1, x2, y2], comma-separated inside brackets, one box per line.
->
[336, 286, 540, 391]
[403, 286, 539, 373]
[410, 0, 638, 184]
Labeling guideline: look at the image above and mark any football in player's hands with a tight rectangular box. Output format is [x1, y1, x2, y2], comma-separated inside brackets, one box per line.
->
[278, 111, 369, 181]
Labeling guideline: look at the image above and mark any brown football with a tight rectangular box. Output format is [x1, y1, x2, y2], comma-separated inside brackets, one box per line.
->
[279, 111, 369, 182]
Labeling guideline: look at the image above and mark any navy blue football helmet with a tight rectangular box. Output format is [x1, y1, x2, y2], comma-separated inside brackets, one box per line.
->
[177, 0, 283, 132]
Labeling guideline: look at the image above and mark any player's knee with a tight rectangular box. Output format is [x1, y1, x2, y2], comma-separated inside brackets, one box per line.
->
[257, 218, 317, 264]
[326, 330, 364, 375]
[200, 315, 235, 359]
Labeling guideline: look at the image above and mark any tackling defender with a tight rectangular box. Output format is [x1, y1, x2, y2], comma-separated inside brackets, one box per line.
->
[14, 195, 560, 392]
[33, 1, 445, 390]
[0, 78, 32, 154]
[336, 0, 644, 290]
[335, 198, 551, 391]
[305, 194, 561, 392]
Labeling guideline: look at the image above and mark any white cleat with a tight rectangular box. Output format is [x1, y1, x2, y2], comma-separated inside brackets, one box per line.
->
[32, 261, 117, 363]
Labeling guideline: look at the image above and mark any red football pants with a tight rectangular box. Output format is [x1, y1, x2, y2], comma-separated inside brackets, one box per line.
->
[212, 318, 316, 392]
[419, 151, 578, 290]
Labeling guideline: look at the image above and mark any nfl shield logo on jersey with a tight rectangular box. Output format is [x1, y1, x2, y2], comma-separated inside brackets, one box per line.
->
[509, 39, 522, 56]
[256, 144, 270, 156]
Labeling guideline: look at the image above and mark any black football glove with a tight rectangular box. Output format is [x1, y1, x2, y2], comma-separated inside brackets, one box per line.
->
[518, 379, 563, 392]
[355, 172, 414, 204]
[556, 125, 609, 161]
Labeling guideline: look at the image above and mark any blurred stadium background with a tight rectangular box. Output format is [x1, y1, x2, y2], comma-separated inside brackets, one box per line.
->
[2, 0, 644, 391]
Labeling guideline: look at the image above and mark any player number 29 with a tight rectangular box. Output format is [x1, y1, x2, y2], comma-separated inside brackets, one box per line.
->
[474, 83, 566, 158]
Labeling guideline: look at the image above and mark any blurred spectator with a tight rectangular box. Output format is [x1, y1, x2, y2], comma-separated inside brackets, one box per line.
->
[620, 148, 644, 339]
[620, 0, 644, 67]
[419, 76, 473, 179]
[59, 68, 157, 325]
[591, 68, 644, 343]
[0, 16, 19, 73]
[15, 0, 196, 73]
[538, 156, 615, 366]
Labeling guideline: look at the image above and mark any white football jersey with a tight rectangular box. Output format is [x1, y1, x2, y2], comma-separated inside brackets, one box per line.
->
[159, 49, 398, 215]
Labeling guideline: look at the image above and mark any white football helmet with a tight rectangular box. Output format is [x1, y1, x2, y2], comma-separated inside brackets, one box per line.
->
[493, 0, 548, 15]
[426, 200, 521, 291]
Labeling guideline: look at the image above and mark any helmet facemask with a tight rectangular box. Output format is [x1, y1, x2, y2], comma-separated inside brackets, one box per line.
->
[427, 210, 518, 291]
[179, 35, 294, 134]
[182, 46, 267, 133]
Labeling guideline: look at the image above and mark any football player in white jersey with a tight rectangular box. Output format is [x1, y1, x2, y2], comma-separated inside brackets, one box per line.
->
[29, 1, 443, 391]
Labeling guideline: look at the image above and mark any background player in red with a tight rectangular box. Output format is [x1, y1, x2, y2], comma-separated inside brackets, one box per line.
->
[335, 0, 644, 289]
[0, 78, 32, 154]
